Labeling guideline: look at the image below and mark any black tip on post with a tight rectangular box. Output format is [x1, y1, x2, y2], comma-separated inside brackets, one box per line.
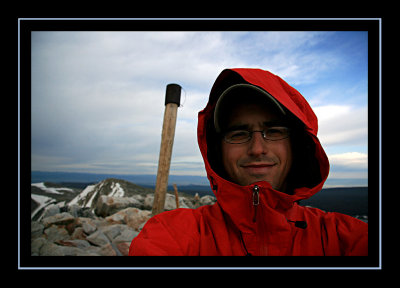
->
[165, 84, 182, 106]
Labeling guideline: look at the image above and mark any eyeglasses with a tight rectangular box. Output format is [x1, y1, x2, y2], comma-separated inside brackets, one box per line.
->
[223, 127, 290, 144]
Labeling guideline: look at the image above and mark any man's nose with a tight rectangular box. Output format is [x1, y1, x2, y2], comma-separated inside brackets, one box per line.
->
[247, 131, 268, 156]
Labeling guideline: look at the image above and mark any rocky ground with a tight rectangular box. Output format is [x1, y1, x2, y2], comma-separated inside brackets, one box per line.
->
[31, 179, 216, 256]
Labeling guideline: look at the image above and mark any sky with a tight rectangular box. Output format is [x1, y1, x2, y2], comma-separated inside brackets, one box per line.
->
[30, 30, 369, 186]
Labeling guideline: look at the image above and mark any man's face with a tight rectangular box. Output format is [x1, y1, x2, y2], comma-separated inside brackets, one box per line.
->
[220, 102, 292, 191]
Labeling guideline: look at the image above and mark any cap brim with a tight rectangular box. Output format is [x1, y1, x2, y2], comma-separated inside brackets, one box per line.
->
[214, 83, 286, 133]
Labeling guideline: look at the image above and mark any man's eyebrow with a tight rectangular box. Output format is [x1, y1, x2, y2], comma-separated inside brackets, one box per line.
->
[263, 120, 287, 127]
[225, 121, 286, 132]
[225, 124, 249, 132]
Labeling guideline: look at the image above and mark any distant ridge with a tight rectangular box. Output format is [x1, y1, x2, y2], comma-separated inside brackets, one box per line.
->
[31, 171, 210, 186]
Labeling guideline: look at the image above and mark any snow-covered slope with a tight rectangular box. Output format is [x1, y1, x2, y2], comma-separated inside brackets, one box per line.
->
[68, 184, 96, 207]
[31, 182, 74, 195]
[31, 194, 56, 220]
[67, 178, 153, 210]
[31, 182, 80, 220]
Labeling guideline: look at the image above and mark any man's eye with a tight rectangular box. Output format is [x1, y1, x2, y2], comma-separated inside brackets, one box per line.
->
[230, 131, 249, 140]
[266, 128, 284, 135]
[265, 127, 289, 139]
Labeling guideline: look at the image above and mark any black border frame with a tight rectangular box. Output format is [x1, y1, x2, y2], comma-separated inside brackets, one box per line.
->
[18, 18, 381, 270]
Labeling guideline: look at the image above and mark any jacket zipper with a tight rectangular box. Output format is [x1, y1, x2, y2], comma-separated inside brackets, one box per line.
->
[252, 185, 259, 223]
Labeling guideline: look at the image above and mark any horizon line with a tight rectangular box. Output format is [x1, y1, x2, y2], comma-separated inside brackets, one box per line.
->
[31, 170, 368, 188]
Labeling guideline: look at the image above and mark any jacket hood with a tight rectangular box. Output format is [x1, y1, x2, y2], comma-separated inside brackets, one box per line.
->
[197, 68, 330, 207]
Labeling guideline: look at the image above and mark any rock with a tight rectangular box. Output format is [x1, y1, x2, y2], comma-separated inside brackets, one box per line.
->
[105, 212, 125, 224]
[44, 225, 70, 242]
[30, 178, 218, 256]
[161, 194, 176, 210]
[67, 204, 81, 218]
[143, 193, 196, 211]
[125, 209, 151, 231]
[143, 194, 175, 210]
[56, 239, 91, 249]
[111, 228, 138, 256]
[115, 242, 131, 256]
[83, 221, 97, 235]
[200, 195, 216, 206]
[92, 217, 109, 229]
[31, 237, 47, 256]
[68, 247, 99, 256]
[42, 212, 75, 228]
[31, 221, 44, 239]
[65, 220, 78, 235]
[86, 230, 110, 247]
[39, 241, 65, 256]
[100, 224, 126, 242]
[179, 197, 195, 209]
[42, 204, 60, 219]
[95, 195, 142, 217]
[106, 207, 151, 231]
[112, 228, 139, 244]
[132, 194, 145, 203]
[97, 243, 117, 256]
[143, 194, 154, 210]
[71, 227, 86, 240]
[81, 208, 96, 219]
[76, 217, 97, 235]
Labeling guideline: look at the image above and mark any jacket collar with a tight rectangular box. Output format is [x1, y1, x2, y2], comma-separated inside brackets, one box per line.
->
[207, 167, 305, 233]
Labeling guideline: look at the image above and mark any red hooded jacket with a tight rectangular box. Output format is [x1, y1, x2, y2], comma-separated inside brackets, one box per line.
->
[129, 68, 368, 256]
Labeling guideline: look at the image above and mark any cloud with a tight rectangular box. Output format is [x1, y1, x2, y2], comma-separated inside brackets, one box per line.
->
[31, 32, 239, 174]
[232, 32, 342, 85]
[305, 102, 368, 182]
[30, 31, 368, 179]
[328, 152, 368, 169]
[314, 104, 368, 147]
[327, 152, 368, 180]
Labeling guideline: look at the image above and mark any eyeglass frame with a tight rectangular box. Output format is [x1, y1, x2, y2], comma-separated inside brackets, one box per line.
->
[222, 126, 291, 144]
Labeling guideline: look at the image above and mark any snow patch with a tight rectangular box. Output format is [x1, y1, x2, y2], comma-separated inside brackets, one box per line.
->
[31, 194, 56, 219]
[108, 182, 125, 197]
[85, 187, 98, 208]
[68, 184, 96, 206]
[32, 182, 74, 195]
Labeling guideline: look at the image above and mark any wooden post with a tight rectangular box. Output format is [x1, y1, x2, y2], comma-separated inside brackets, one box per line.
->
[173, 183, 179, 209]
[152, 84, 181, 216]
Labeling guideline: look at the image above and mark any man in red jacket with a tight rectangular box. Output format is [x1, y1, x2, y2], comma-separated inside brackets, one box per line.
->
[129, 68, 368, 256]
